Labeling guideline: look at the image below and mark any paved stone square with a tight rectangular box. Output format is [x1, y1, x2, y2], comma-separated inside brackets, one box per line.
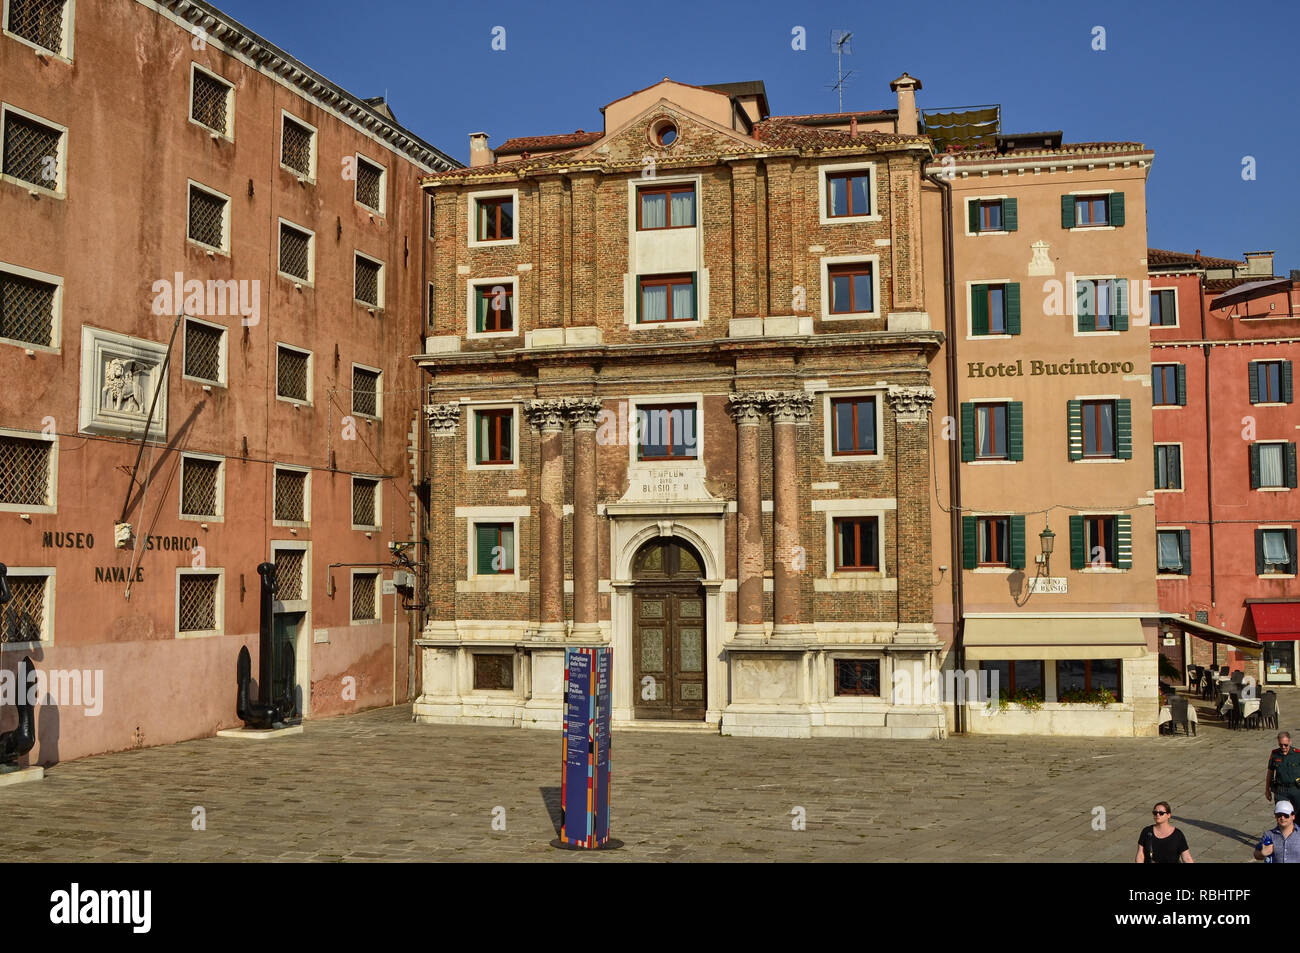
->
[1, 692, 1291, 862]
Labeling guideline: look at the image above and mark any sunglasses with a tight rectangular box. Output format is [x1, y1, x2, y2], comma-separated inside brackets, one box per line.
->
[1276, 813, 1294, 818]
[1153, 810, 1169, 816]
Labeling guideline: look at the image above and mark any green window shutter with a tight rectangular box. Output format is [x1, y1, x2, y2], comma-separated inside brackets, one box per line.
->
[1291, 530, 1300, 576]
[475, 524, 498, 575]
[1179, 529, 1192, 577]
[1069, 515, 1086, 569]
[1175, 365, 1187, 406]
[1153, 447, 1160, 487]
[1116, 400, 1133, 459]
[1005, 283, 1021, 335]
[1109, 191, 1125, 227]
[1001, 198, 1018, 232]
[1067, 400, 1083, 461]
[1249, 364, 1261, 404]
[474, 412, 484, 463]
[1116, 515, 1133, 569]
[1113, 279, 1129, 332]
[1250, 444, 1262, 489]
[1076, 282, 1095, 333]
[968, 200, 981, 234]
[1287, 443, 1298, 488]
[960, 403, 975, 462]
[971, 284, 989, 336]
[1061, 194, 1075, 229]
[1256, 530, 1266, 575]
[962, 516, 978, 570]
[1283, 362, 1294, 403]
[1010, 515, 1026, 570]
[1007, 402, 1024, 461]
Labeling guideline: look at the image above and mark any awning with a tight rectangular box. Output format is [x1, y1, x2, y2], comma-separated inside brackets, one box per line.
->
[1248, 603, 1300, 642]
[963, 618, 1149, 661]
[1161, 614, 1262, 655]
[1209, 277, 1291, 310]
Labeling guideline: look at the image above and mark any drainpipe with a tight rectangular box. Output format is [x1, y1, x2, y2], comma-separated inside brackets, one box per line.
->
[1199, 273, 1216, 620]
[923, 158, 965, 734]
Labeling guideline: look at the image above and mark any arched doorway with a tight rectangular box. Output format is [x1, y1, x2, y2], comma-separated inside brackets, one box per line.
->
[631, 538, 707, 720]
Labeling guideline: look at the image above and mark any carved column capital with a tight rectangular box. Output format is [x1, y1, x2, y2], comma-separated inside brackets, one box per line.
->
[762, 390, 813, 425]
[524, 399, 570, 431]
[886, 385, 937, 422]
[727, 392, 767, 425]
[424, 402, 462, 437]
[565, 397, 604, 430]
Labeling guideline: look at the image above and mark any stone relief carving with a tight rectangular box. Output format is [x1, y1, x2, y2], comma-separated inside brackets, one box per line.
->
[424, 402, 462, 437]
[886, 385, 937, 422]
[101, 359, 147, 415]
[79, 327, 168, 440]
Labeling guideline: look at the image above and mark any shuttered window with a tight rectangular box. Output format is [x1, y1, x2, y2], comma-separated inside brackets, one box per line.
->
[971, 282, 1020, 335]
[1256, 529, 1298, 576]
[961, 401, 1023, 462]
[1154, 444, 1182, 490]
[1068, 399, 1131, 461]
[1152, 365, 1185, 406]
[1156, 530, 1191, 575]
[1070, 514, 1132, 569]
[475, 523, 515, 575]
[1250, 361, 1293, 404]
[1076, 278, 1129, 332]
[1062, 192, 1124, 228]
[1150, 289, 1177, 326]
[963, 515, 1026, 570]
[968, 198, 1017, 233]
[1250, 443, 1298, 489]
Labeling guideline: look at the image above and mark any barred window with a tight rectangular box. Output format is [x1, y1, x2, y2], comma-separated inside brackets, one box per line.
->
[473, 654, 514, 691]
[276, 346, 309, 402]
[280, 116, 313, 176]
[178, 573, 220, 633]
[274, 548, 306, 602]
[6, 0, 67, 56]
[351, 571, 378, 621]
[188, 184, 226, 250]
[183, 319, 223, 382]
[354, 255, 381, 307]
[2, 110, 62, 189]
[352, 476, 378, 527]
[0, 433, 52, 506]
[279, 222, 312, 281]
[191, 68, 231, 136]
[1, 574, 48, 643]
[0, 270, 57, 348]
[352, 366, 380, 418]
[274, 467, 307, 523]
[355, 156, 383, 211]
[180, 456, 220, 517]
[426, 282, 435, 327]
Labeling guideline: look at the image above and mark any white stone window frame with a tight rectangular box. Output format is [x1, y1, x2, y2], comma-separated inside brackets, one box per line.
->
[813, 497, 897, 588]
[1074, 393, 1127, 465]
[465, 274, 519, 340]
[1149, 283, 1180, 330]
[350, 361, 383, 421]
[625, 392, 705, 470]
[1259, 525, 1297, 577]
[0, 425, 56, 515]
[628, 173, 701, 232]
[1150, 362, 1181, 409]
[188, 62, 234, 141]
[964, 277, 1014, 340]
[466, 401, 519, 472]
[270, 539, 310, 614]
[624, 172, 706, 331]
[1153, 441, 1184, 494]
[820, 387, 885, 464]
[1072, 273, 1121, 337]
[1064, 187, 1118, 231]
[823, 652, 889, 704]
[274, 342, 312, 407]
[78, 325, 168, 441]
[2, 0, 75, 61]
[962, 194, 1011, 237]
[626, 269, 706, 331]
[186, 179, 231, 256]
[817, 160, 881, 225]
[178, 450, 224, 523]
[181, 314, 227, 387]
[0, 102, 68, 197]
[467, 186, 520, 248]
[353, 249, 385, 310]
[0, 259, 62, 353]
[349, 568, 382, 625]
[279, 108, 317, 183]
[350, 472, 382, 531]
[353, 151, 387, 216]
[272, 463, 311, 529]
[819, 253, 882, 322]
[460, 506, 529, 593]
[175, 567, 224, 639]
[0, 566, 55, 646]
[277, 217, 315, 287]
[1255, 440, 1292, 493]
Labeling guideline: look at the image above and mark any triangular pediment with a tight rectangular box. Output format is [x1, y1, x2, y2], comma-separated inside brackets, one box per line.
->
[572, 97, 770, 169]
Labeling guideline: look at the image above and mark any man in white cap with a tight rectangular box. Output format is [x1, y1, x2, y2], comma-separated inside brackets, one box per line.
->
[1254, 800, 1300, 863]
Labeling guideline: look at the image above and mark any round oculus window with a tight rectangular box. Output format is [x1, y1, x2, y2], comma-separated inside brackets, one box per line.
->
[651, 119, 678, 147]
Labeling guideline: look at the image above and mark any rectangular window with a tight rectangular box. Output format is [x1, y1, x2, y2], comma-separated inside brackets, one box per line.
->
[0, 269, 56, 348]
[1154, 444, 1182, 490]
[1256, 444, 1287, 489]
[830, 396, 876, 455]
[1254, 361, 1285, 404]
[987, 284, 1006, 334]
[1260, 529, 1294, 574]
[3, 110, 62, 190]
[187, 184, 227, 251]
[978, 517, 1010, 567]
[975, 403, 1007, 459]
[826, 171, 870, 218]
[281, 115, 314, 177]
[833, 516, 879, 571]
[474, 409, 513, 465]
[1, 572, 48, 643]
[183, 318, 224, 383]
[636, 403, 697, 461]
[178, 573, 220, 633]
[6, 0, 69, 56]
[476, 195, 514, 241]
[354, 156, 384, 212]
[1152, 366, 1180, 406]
[979, 200, 1002, 231]
[352, 366, 380, 418]
[1074, 195, 1109, 226]
[473, 654, 514, 691]
[278, 222, 312, 281]
[1085, 516, 1117, 567]
[273, 467, 307, 523]
[834, 658, 880, 696]
[1150, 289, 1176, 327]
[351, 571, 379, 621]
[0, 433, 52, 506]
[638, 184, 696, 229]
[474, 282, 514, 332]
[273, 547, 305, 602]
[180, 456, 220, 518]
[1082, 400, 1117, 457]
[1056, 659, 1121, 701]
[1076, 278, 1118, 330]
[275, 346, 309, 403]
[1157, 530, 1188, 574]
[968, 198, 1017, 234]
[354, 254, 382, 307]
[828, 263, 873, 315]
[979, 660, 1044, 700]
[475, 523, 515, 575]
[190, 68, 232, 137]
[639, 273, 696, 323]
[352, 477, 379, 528]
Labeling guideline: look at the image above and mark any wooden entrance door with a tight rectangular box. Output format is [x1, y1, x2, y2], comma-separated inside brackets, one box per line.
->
[631, 539, 706, 720]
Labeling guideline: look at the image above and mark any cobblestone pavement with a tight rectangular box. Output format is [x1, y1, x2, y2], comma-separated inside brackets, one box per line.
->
[1, 691, 1292, 862]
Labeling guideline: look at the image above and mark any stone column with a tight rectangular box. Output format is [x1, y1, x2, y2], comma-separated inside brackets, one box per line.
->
[424, 402, 461, 636]
[886, 385, 937, 629]
[728, 393, 766, 641]
[525, 399, 569, 638]
[568, 397, 603, 640]
[767, 391, 812, 639]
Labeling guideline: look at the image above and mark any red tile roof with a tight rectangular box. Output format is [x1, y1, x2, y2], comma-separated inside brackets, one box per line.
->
[752, 120, 924, 149]
[1148, 248, 1244, 269]
[765, 109, 895, 123]
[944, 140, 1148, 159]
[495, 131, 602, 155]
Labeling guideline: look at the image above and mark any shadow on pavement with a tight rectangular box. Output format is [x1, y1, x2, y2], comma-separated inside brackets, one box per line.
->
[1177, 815, 1260, 848]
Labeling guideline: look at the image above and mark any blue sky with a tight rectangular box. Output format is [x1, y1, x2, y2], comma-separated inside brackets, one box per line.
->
[219, 0, 1299, 271]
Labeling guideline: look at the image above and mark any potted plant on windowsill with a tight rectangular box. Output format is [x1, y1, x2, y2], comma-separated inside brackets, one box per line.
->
[1059, 687, 1118, 707]
[996, 689, 1045, 712]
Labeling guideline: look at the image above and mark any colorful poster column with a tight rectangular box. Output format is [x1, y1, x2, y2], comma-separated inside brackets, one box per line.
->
[560, 646, 612, 848]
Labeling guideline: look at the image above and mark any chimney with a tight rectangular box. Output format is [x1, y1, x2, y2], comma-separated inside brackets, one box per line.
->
[1244, 250, 1275, 277]
[850, 116, 859, 137]
[889, 73, 922, 136]
[469, 132, 493, 168]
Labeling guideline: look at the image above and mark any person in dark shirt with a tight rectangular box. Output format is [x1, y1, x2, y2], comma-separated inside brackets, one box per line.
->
[1135, 801, 1194, 863]
[1266, 732, 1300, 806]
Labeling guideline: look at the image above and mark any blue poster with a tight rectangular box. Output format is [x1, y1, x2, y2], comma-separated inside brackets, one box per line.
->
[560, 646, 612, 847]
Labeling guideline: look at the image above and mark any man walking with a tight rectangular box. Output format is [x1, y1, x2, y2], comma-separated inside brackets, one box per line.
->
[1254, 800, 1300, 863]
[1265, 732, 1300, 806]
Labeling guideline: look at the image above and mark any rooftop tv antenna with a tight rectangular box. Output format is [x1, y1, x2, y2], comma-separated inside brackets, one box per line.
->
[828, 30, 854, 113]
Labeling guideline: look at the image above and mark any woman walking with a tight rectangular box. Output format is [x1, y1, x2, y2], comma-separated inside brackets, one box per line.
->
[1135, 801, 1194, 863]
